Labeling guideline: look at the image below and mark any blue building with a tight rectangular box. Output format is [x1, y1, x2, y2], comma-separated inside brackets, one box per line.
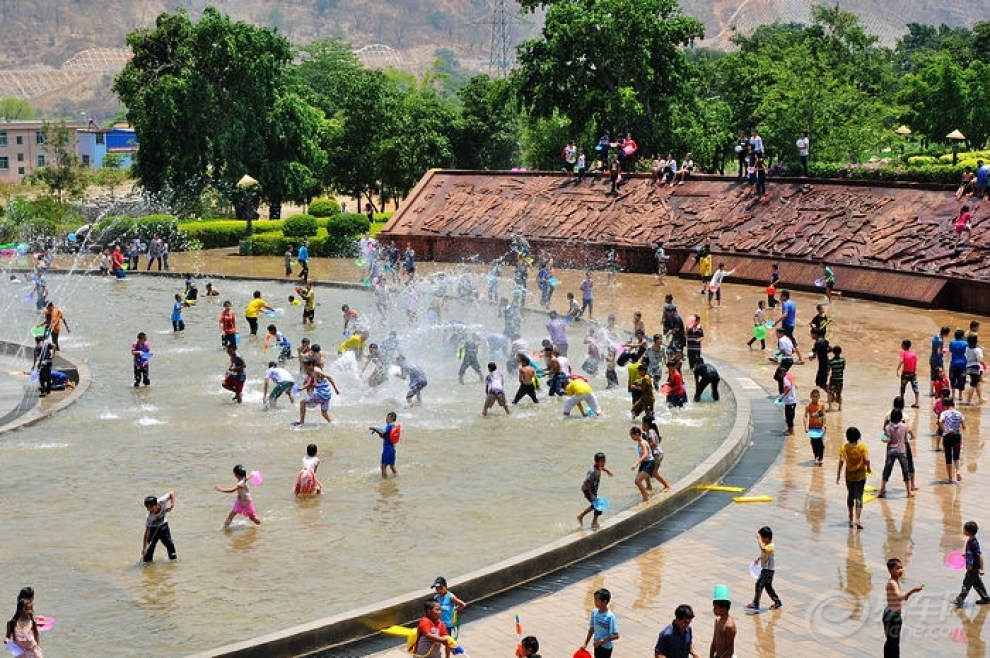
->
[77, 123, 138, 169]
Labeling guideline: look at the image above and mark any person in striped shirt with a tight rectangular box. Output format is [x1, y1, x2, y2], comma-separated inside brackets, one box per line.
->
[827, 345, 845, 412]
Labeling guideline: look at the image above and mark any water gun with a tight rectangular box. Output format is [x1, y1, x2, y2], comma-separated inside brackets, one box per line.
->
[514, 614, 524, 657]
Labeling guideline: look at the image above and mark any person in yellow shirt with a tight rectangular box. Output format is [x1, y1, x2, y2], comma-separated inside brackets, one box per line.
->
[836, 426, 870, 529]
[244, 290, 274, 336]
[338, 330, 368, 358]
[563, 377, 603, 417]
[698, 254, 713, 295]
[296, 283, 316, 326]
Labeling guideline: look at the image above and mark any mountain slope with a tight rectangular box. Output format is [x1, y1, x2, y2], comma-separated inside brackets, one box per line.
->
[0, 0, 980, 117]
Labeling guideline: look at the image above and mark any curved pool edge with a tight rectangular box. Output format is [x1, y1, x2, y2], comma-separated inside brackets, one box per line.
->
[0, 340, 92, 436]
[187, 358, 752, 658]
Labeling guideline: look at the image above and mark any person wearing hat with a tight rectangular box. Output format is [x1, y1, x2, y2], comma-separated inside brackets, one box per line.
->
[710, 585, 736, 658]
[431, 577, 466, 645]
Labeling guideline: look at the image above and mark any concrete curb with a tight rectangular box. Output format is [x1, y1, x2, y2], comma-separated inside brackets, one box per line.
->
[188, 360, 752, 658]
[0, 340, 92, 436]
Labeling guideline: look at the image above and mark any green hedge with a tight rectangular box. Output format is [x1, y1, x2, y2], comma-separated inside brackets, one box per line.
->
[307, 198, 340, 218]
[373, 212, 393, 223]
[178, 220, 245, 249]
[806, 162, 962, 184]
[178, 219, 285, 249]
[93, 214, 200, 250]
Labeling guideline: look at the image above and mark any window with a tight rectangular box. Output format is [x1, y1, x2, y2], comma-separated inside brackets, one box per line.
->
[15, 135, 23, 145]
[82, 154, 90, 166]
[35, 131, 44, 145]
[17, 167, 24, 175]
[0, 156, 8, 170]
[16, 153, 23, 162]
[0, 132, 6, 146]
[96, 133, 105, 145]
[36, 154, 46, 167]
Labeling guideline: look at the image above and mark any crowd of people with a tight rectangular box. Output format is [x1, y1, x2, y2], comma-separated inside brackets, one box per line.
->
[8, 214, 990, 658]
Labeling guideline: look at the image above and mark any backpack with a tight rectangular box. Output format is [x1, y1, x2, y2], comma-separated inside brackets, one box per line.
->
[388, 424, 401, 445]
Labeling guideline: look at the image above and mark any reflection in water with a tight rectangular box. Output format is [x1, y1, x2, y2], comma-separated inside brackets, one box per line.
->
[880, 498, 915, 566]
[139, 562, 178, 613]
[937, 485, 963, 560]
[632, 551, 663, 610]
[750, 607, 778, 658]
[803, 465, 826, 538]
[837, 528, 871, 623]
[954, 604, 989, 657]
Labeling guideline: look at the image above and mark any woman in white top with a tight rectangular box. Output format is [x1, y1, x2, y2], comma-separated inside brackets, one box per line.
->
[964, 334, 985, 404]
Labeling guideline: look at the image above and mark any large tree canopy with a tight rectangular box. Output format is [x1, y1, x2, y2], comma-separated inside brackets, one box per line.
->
[114, 8, 322, 219]
[514, 0, 704, 162]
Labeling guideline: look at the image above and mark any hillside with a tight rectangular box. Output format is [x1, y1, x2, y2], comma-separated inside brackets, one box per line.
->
[0, 0, 980, 118]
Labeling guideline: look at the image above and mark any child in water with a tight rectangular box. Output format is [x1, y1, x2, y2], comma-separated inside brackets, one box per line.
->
[215, 464, 261, 528]
[171, 293, 185, 332]
[294, 444, 323, 495]
[369, 411, 400, 478]
[265, 324, 292, 363]
[4, 597, 41, 658]
[577, 452, 613, 529]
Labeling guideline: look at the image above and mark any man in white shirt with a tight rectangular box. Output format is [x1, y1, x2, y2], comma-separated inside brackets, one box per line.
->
[796, 131, 810, 176]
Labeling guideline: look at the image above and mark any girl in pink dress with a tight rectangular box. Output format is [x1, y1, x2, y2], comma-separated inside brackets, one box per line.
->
[215, 464, 262, 529]
[5, 597, 42, 658]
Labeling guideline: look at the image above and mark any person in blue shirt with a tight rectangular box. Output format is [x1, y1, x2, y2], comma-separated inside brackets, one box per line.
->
[266, 324, 292, 364]
[654, 604, 697, 658]
[774, 290, 804, 363]
[948, 328, 969, 401]
[953, 521, 990, 607]
[583, 588, 619, 658]
[171, 294, 185, 332]
[296, 240, 310, 283]
[430, 576, 467, 639]
[369, 411, 400, 479]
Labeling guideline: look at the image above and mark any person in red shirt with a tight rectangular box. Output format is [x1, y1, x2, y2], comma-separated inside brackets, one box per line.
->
[111, 245, 125, 276]
[896, 339, 920, 409]
[414, 600, 449, 658]
[664, 355, 687, 408]
[219, 301, 238, 349]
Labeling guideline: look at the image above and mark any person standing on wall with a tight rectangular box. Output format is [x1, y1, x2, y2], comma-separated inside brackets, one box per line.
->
[796, 131, 810, 177]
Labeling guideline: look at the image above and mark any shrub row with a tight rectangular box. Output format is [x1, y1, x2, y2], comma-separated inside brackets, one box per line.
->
[241, 213, 372, 257]
[806, 162, 963, 184]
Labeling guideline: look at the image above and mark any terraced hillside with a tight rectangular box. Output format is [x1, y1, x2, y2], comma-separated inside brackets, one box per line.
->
[0, 0, 979, 117]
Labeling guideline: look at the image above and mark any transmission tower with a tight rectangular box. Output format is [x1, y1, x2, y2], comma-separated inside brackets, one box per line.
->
[477, 0, 522, 77]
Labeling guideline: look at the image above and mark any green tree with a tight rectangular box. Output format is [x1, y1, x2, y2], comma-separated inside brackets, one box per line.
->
[31, 121, 86, 202]
[965, 61, 990, 148]
[114, 8, 313, 221]
[88, 152, 130, 200]
[380, 86, 455, 202]
[514, 0, 704, 156]
[451, 75, 520, 170]
[0, 97, 35, 119]
[257, 91, 328, 219]
[296, 39, 400, 210]
[897, 51, 969, 147]
[720, 6, 898, 164]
